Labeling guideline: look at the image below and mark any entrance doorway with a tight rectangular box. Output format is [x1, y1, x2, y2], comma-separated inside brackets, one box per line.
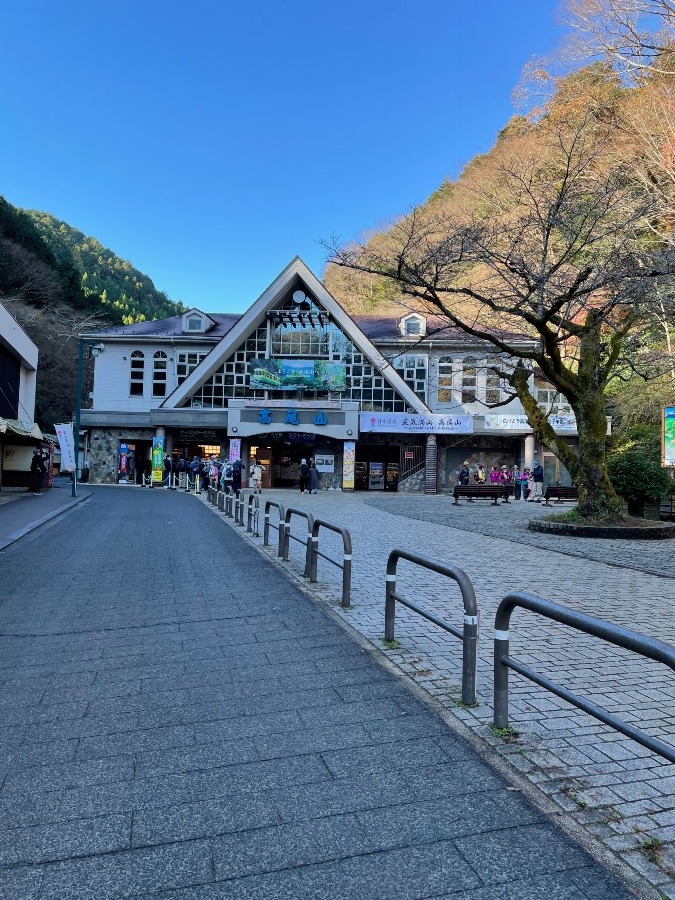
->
[249, 436, 340, 489]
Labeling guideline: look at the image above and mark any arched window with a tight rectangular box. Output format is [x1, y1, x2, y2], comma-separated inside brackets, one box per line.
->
[153, 351, 168, 397]
[437, 356, 454, 403]
[130, 351, 144, 396]
[462, 357, 477, 404]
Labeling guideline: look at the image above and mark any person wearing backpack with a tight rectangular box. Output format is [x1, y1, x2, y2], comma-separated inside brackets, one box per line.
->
[298, 458, 310, 493]
[249, 460, 265, 494]
[232, 459, 243, 492]
[220, 460, 234, 492]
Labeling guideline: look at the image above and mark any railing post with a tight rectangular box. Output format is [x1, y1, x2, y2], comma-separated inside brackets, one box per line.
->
[493, 609, 511, 728]
[341, 531, 352, 608]
[385, 558, 397, 641]
[304, 527, 312, 577]
[309, 530, 318, 582]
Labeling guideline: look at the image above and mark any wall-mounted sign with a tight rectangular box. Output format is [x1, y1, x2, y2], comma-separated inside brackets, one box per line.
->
[229, 438, 241, 461]
[177, 429, 219, 442]
[663, 407, 675, 467]
[484, 415, 531, 430]
[315, 453, 334, 473]
[484, 414, 577, 433]
[257, 408, 329, 427]
[359, 413, 473, 434]
[342, 441, 355, 490]
[250, 358, 346, 391]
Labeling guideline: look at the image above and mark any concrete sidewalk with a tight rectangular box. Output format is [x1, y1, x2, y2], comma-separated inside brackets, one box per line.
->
[0, 487, 644, 898]
[0, 480, 91, 550]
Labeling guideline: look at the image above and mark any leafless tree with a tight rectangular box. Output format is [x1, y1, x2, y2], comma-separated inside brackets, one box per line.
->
[326, 111, 671, 517]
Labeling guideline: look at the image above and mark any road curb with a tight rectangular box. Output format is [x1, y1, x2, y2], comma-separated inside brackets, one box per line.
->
[0, 491, 92, 551]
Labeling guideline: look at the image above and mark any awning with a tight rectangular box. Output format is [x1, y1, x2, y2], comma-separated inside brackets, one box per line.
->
[0, 418, 43, 440]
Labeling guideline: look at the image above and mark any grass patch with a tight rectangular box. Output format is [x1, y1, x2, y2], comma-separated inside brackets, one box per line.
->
[639, 836, 663, 864]
[489, 724, 520, 741]
[543, 508, 665, 527]
[380, 638, 400, 650]
[561, 783, 589, 810]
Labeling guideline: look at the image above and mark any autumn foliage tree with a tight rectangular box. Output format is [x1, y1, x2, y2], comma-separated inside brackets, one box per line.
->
[327, 93, 670, 518]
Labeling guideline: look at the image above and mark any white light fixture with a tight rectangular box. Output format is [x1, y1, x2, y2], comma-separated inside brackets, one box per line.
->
[90, 343, 105, 357]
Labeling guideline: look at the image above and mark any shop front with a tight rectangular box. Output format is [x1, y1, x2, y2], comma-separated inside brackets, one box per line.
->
[228, 398, 359, 491]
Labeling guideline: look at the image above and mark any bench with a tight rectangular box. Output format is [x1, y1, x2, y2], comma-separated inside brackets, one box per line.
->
[543, 485, 579, 506]
[453, 485, 504, 506]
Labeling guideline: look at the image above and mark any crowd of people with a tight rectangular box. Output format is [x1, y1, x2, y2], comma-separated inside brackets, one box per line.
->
[455, 460, 545, 501]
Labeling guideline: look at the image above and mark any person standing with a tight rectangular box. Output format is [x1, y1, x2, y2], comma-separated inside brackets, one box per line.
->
[531, 460, 545, 502]
[298, 458, 310, 493]
[521, 468, 531, 500]
[512, 465, 522, 500]
[249, 460, 265, 494]
[232, 459, 243, 493]
[30, 448, 48, 495]
[457, 462, 470, 486]
[308, 460, 320, 494]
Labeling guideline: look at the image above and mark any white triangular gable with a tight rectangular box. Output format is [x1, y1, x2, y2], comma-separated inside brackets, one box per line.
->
[161, 257, 430, 412]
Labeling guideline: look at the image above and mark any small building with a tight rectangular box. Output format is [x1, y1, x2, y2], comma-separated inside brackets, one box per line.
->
[81, 258, 578, 490]
[0, 302, 42, 491]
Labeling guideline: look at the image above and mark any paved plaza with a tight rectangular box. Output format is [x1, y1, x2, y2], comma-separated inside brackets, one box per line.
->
[0, 486, 652, 898]
[203, 486, 675, 896]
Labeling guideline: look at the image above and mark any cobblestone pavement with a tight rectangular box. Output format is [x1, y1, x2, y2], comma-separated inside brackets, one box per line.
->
[0, 487, 645, 899]
[211, 487, 675, 896]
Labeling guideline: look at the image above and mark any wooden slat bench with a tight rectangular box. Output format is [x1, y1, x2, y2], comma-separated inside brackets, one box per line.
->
[543, 485, 579, 506]
[453, 485, 504, 506]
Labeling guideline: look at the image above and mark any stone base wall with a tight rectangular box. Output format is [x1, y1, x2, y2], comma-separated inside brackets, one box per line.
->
[89, 428, 155, 484]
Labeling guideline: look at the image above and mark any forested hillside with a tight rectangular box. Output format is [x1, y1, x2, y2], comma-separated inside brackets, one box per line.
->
[25, 212, 185, 325]
[0, 197, 184, 429]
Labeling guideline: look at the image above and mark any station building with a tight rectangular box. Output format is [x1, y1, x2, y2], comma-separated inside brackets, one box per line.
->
[81, 258, 578, 491]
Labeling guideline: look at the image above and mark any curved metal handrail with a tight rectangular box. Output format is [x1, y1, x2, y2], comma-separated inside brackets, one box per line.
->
[263, 500, 286, 557]
[283, 507, 315, 576]
[309, 519, 352, 608]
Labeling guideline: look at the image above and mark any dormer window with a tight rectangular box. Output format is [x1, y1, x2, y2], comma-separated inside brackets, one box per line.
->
[400, 314, 426, 338]
[181, 309, 214, 334]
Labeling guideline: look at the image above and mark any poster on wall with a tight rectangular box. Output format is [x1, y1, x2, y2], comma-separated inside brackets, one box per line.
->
[229, 438, 241, 461]
[315, 453, 335, 473]
[342, 441, 355, 491]
[151, 437, 164, 484]
[663, 407, 675, 466]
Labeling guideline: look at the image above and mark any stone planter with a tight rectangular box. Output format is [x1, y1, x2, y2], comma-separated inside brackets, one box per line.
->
[528, 519, 675, 540]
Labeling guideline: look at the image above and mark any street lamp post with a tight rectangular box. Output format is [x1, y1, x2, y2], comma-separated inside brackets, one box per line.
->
[72, 339, 104, 498]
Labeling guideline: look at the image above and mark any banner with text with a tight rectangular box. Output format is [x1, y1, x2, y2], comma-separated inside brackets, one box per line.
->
[151, 437, 164, 484]
[359, 413, 473, 434]
[54, 424, 77, 472]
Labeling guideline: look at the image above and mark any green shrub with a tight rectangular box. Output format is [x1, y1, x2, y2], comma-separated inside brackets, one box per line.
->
[607, 446, 672, 504]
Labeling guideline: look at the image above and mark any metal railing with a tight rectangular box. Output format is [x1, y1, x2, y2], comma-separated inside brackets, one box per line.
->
[264, 500, 286, 557]
[309, 519, 352, 608]
[385, 550, 478, 705]
[247, 494, 260, 536]
[494, 591, 675, 763]
[282, 508, 315, 577]
[234, 489, 246, 526]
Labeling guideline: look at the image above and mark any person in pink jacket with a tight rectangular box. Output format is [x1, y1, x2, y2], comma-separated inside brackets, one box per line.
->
[489, 466, 501, 484]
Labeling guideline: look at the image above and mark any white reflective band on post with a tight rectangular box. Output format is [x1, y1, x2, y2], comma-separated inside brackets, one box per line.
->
[464, 615, 478, 625]
[494, 629, 509, 641]
[312, 536, 319, 542]
[343, 554, 352, 561]
[385, 575, 396, 582]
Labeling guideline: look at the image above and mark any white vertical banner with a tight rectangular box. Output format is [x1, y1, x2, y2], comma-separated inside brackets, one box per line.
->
[55, 424, 77, 471]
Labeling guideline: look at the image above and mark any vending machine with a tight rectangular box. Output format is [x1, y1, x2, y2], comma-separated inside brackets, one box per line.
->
[368, 461, 385, 490]
[354, 461, 368, 490]
[385, 463, 400, 492]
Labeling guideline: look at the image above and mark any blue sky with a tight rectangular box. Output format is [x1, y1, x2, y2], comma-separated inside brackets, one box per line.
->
[0, 1, 562, 313]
